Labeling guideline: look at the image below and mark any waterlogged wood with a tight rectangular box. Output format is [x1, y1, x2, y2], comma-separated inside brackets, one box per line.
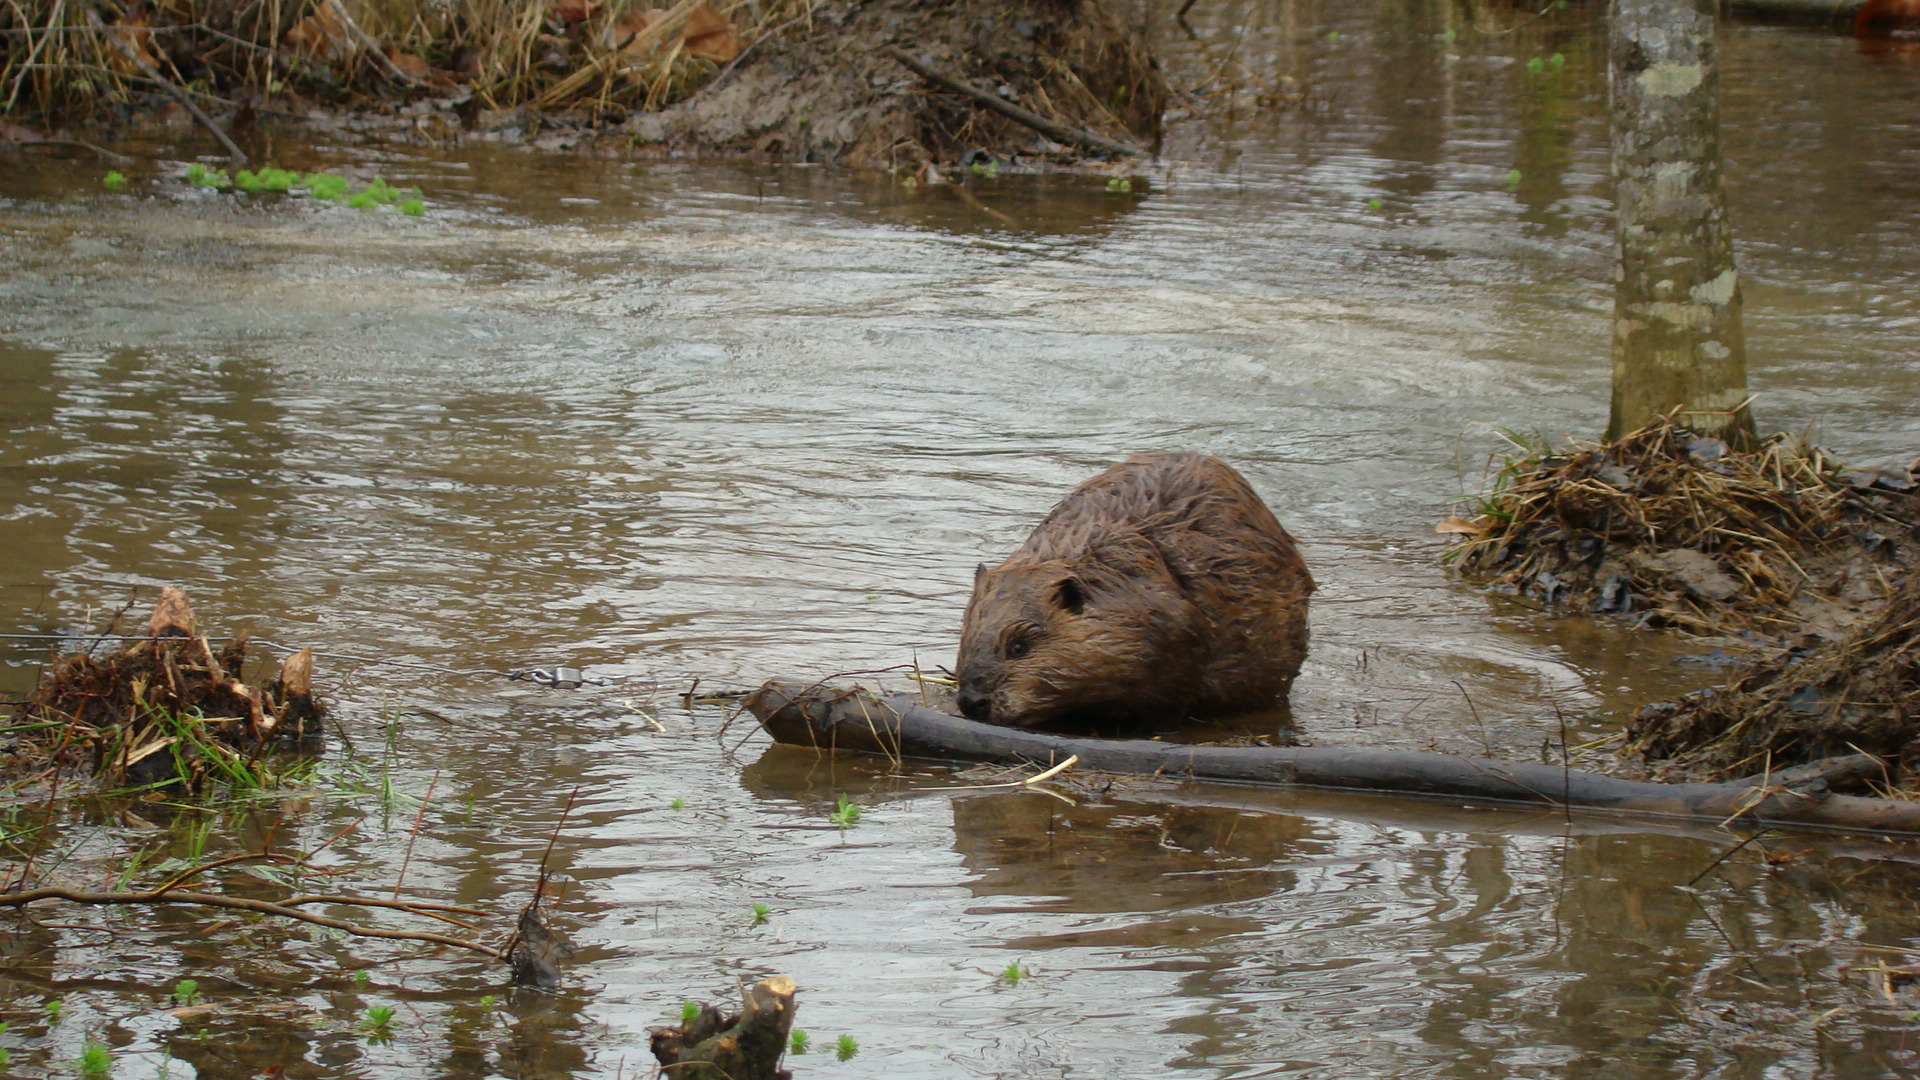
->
[747, 682, 1920, 834]
[650, 976, 798, 1080]
[1606, 0, 1754, 446]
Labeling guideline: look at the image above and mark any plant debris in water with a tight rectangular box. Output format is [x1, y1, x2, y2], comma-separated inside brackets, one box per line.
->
[3, 587, 322, 790]
[1627, 568, 1920, 788]
[1444, 415, 1920, 640]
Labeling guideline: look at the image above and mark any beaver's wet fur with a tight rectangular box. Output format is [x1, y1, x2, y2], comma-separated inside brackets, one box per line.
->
[956, 452, 1314, 729]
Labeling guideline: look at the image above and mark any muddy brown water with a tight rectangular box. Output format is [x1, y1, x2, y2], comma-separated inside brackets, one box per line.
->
[5, 2, 1920, 1076]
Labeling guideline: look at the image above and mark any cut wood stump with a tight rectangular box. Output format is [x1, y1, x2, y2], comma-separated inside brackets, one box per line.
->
[650, 975, 798, 1080]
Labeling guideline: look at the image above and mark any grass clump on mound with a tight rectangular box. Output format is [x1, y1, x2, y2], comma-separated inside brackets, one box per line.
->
[1626, 570, 1920, 788]
[1445, 415, 1918, 639]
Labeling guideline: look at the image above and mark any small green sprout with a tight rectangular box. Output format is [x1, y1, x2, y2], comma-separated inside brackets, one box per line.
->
[1367, 197, 1383, 210]
[1326, 29, 1340, 42]
[1441, 27, 1457, 44]
[1526, 56, 1544, 74]
[1000, 961, 1025, 984]
[789, 1029, 810, 1055]
[681, 999, 701, 1024]
[360, 1004, 397, 1042]
[78, 1041, 112, 1077]
[479, 994, 496, 1009]
[0, 1048, 9, 1068]
[829, 793, 862, 829]
[400, 197, 425, 217]
[45, 998, 63, 1024]
[900, 174, 919, 189]
[186, 163, 230, 189]
[103, 170, 127, 191]
[1105, 176, 1132, 193]
[1505, 168, 1523, 189]
[1549, 52, 1566, 70]
[170, 978, 200, 1006]
[670, 797, 685, 809]
[835, 1034, 859, 1061]
[351, 969, 371, 985]
[750, 902, 771, 926]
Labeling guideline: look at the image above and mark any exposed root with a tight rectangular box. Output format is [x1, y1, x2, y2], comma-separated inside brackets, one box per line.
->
[1445, 414, 1918, 639]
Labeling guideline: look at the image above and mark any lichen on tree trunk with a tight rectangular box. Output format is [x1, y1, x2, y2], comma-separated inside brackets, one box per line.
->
[1606, 0, 1754, 447]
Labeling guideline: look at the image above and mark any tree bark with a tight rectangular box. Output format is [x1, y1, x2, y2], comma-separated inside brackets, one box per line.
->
[1606, 0, 1755, 446]
[746, 681, 1920, 834]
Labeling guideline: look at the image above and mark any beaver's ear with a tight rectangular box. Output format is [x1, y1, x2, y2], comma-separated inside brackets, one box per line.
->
[975, 562, 989, 581]
[1053, 576, 1087, 615]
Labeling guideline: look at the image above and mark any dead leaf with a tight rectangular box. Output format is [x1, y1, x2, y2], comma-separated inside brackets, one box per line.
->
[104, 16, 161, 76]
[681, 3, 742, 61]
[550, 0, 599, 23]
[384, 49, 434, 81]
[685, 28, 744, 62]
[1434, 515, 1489, 536]
[602, 9, 661, 54]
[284, 3, 353, 62]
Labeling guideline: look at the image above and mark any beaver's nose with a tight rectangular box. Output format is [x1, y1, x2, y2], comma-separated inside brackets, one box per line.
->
[957, 691, 992, 722]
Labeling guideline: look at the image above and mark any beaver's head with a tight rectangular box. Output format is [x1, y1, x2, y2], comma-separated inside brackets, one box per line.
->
[955, 550, 1201, 729]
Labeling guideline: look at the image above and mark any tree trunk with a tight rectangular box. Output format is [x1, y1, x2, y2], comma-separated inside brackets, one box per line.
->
[1606, 0, 1755, 447]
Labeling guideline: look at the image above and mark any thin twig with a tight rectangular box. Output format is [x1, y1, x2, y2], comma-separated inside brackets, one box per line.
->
[0, 885, 507, 960]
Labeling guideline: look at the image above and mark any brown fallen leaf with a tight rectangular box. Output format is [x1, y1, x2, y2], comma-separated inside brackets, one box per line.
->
[681, 3, 742, 61]
[1434, 514, 1490, 536]
[550, 0, 599, 23]
[384, 49, 434, 82]
[284, 3, 352, 62]
[104, 16, 162, 76]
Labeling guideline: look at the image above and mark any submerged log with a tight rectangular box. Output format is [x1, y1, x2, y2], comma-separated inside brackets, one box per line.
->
[746, 681, 1920, 834]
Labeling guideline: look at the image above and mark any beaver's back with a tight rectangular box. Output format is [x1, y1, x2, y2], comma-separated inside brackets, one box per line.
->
[957, 452, 1315, 727]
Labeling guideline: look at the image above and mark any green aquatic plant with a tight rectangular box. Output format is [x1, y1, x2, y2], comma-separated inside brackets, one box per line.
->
[1105, 176, 1132, 194]
[400, 197, 426, 217]
[479, 994, 496, 1009]
[829, 793, 861, 830]
[1505, 168, 1523, 189]
[999, 961, 1025, 984]
[1367, 197, 1383, 211]
[302, 172, 351, 201]
[45, 998, 63, 1024]
[359, 1004, 397, 1042]
[78, 1041, 112, 1077]
[750, 902, 771, 926]
[169, 979, 199, 1006]
[103, 170, 126, 191]
[835, 1034, 859, 1061]
[351, 969, 371, 985]
[789, 1029, 809, 1055]
[680, 999, 700, 1024]
[669, 797, 685, 809]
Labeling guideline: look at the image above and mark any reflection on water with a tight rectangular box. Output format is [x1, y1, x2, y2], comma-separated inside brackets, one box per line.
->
[4, 0, 1920, 1076]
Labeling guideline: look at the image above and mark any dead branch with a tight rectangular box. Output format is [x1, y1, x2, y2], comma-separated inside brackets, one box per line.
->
[0, 884, 509, 960]
[882, 46, 1144, 158]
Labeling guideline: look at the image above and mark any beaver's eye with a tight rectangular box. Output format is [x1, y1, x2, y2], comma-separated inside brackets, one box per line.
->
[1006, 640, 1030, 660]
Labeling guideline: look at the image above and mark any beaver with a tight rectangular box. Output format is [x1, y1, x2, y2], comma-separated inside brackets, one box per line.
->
[955, 452, 1314, 729]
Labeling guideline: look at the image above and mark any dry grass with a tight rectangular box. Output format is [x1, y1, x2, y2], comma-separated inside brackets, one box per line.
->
[1446, 414, 1917, 636]
[2, 0, 815, 123]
